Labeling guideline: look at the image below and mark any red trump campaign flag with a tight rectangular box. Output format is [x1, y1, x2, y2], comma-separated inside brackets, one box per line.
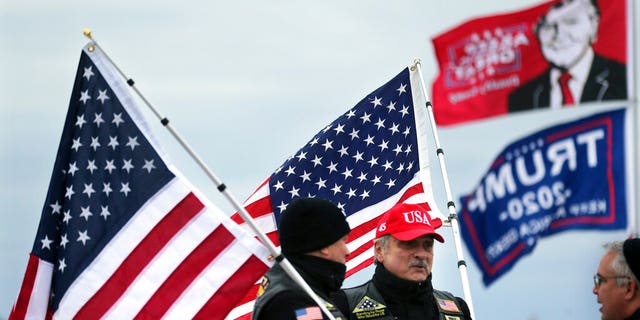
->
[10, 44, 270, 320]
[227, 66, 445, 319]
[431, 0, 628, 126]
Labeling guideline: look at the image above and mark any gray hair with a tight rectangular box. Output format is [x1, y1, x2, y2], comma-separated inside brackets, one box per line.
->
[535, 0, 600, 42]
[373, 235, 391, 265]
[603, 241, 638, 287]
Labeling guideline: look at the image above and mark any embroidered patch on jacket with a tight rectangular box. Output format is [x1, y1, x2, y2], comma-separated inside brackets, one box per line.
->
[321, 301, 344, 320]
[295, 306, 323, 320]
[256, 276, 269, 297]
[351, 295, 387, 319]
[436, 298, 461, 313]
[444, 316, 461, 320]
[325, 301, 337, 310]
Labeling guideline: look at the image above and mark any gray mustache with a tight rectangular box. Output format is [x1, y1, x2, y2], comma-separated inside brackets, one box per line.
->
[409, 260, 429, 268]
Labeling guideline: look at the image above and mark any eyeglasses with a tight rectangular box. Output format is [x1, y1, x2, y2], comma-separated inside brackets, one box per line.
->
[593, 274, 631, 288]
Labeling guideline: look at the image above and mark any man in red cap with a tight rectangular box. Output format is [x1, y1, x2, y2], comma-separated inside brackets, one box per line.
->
[593, 238, 640, 320]
[333, 202, 472, 319]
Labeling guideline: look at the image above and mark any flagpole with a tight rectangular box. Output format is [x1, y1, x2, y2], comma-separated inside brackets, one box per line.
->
[630, 0, 640, 236]
[81, 29, 337, 320]
[413, 59, 477, 319]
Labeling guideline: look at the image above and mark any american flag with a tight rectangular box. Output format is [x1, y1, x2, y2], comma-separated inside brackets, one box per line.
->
[437, 298, 461, 313]
[9, 44, 270, 319]
[295, 306, 323, 320]
[227, 67, 444, 319]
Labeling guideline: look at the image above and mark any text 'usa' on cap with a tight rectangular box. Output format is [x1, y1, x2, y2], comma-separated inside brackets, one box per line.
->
[376, 202, 444, 242]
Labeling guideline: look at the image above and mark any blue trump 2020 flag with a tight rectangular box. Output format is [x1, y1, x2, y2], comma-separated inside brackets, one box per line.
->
[458, 109, 627, 286]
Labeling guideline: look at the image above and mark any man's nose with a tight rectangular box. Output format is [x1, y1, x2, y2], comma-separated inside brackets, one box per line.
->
[414, 246, 431, 259]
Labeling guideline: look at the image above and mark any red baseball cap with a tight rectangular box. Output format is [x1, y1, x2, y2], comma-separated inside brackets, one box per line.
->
[375, 202, 444, 242]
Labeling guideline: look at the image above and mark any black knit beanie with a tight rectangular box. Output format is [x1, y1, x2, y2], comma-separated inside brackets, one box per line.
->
[278, 198, 351, 255]
[623, 238, 640, 280]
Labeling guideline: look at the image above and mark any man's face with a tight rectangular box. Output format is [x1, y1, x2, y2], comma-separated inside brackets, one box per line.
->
[537, 0, 599, 69]
[592, 251, 629, 320]
[375, 235, 434, 282]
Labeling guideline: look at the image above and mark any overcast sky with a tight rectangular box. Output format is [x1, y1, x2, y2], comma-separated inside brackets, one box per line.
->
[1, 0, 638, 319]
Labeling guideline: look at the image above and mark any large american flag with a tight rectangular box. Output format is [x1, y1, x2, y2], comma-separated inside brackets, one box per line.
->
[10, 44, 270, 319]
[227, 66, 444, 319]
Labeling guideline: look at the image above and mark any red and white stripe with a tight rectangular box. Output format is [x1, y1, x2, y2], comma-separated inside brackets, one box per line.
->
[10, 255, 54, 320]
[11, 177, 270, 320]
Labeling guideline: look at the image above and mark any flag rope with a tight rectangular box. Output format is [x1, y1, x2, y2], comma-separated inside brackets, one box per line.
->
[413, 59, 477, 319]
[81, 28, 337, 320]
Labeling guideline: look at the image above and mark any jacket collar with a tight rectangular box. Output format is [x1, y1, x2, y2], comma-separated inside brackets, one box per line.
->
[372, 263, 433, 301]
[286, 254, 346, 297]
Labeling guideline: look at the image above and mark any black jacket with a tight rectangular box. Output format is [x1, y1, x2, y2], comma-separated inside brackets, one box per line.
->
[333, 264, 471, 320]
[508, 54, 627, 112]
[626, 309, 640, 320]
[253, 254, 346, 320]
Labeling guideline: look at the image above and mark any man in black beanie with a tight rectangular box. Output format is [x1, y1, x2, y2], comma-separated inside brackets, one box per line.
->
[252, 197, 351, 320]
[593, 238, 640, 320]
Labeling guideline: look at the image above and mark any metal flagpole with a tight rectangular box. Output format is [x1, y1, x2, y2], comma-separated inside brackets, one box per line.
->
[412, 59, 477, 319]
[629, 0, 639, 236]
[82, 29, 337, 320]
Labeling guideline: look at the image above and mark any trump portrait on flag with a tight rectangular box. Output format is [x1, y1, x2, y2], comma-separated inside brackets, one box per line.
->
[430, 0, 628, 126]
[507, 0, 627, 111]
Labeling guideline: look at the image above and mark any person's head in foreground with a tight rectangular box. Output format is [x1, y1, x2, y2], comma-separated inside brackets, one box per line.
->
[593, 238, 640, 320]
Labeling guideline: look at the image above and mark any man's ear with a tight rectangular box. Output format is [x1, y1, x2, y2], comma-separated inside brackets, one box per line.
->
[306, 247, 330, 260]
[374, 242, 384, 263]
[625, 279, 638, 300]
[317, 247, 331, 259]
